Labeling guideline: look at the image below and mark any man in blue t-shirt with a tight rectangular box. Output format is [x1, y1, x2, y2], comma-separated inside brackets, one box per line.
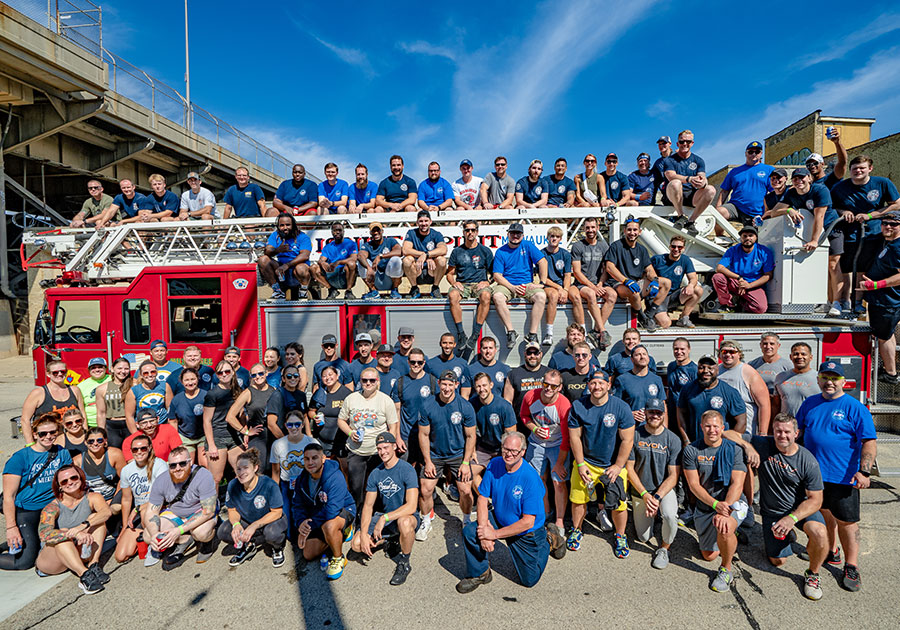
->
[310, 223, 358, 300]
[649, 234, 703, 328]
[601, 153, 636, 206]
[546, 158, 577, 208]
[667, 337, 697, 425]
[426, 332, 472, 399]
[457, 430, 552, 593]
[806, 128, 847, 189]
[764, 168, 789, 213]
[273, 164, 317, 216]
[470, 372, 516, 478]
[611, 345, 665, 421]
[401, 210, 447, 299]
[541, 226, 578, 348]
[317, 163, 349, 215]
[628, 153, 655, 206]
[796, 361, 876, 592]
[358, 222, 403, 299]
[712, 225, 774, 314]
[448, 220, 494, 351]
[224, 166, 270, 218]
[468, 336, 510, 398]
[663, 130, 717, 236]
[492, 223, 549, 348]
[258, 213, 313, 299]
[417, 162, 456, 212]
[142, 174, 179, 221]
[104, 178, 147, 225]
[312, 334, 353, 392]
[348, 164, 379, 213]
[677, 354, 746, 444]
[859, 210, 900, 384]
[376, 155, 418, 212]
[714, 141, 774, 225]
[514, 160, 549, 208]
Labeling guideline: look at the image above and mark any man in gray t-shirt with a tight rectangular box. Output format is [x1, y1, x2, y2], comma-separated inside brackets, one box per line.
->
[773, 342, 818, 417]
[480, 158, 516, 208]
[570, 218, 615, 350]
[748, 333, 794, 394]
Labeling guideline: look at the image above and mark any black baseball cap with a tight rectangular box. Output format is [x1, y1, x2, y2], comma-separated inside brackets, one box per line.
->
[321, 334, 337, 345]
[375, 431, 397, 445]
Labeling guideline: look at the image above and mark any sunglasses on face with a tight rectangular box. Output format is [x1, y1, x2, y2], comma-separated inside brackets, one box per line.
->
[64, 420, 80, 427]
[820, 374, 843, 382]
[50, 370, 66, 376]
[720, 349, 738, 355]
[142, 370, 157, 376]
[216, 369, 232, 375]
[542, 382, 561, 390]
[883, 221, 900, 227]
[584, 159, 597, 163]
[285, 422, 303, 429]
[86, 438, 105, 445]
[59, 475, 81, 485]
[131, 446, 149, 453]
[36, 430, 58, 438]
[408, 360, 425, 366]
[495, 163, 506, 167]
[463, 228, 478, 233]
[284, 373, 300, 380]
[250, 371, 266, 378]
[169, 461, 190, 470]
[322, 343, 336, 349]
[670, 245, 684, 250]
[525, 350, 541, 356]
[361, 378, 378, 384]
[87, 186, 101, 190]
[574, 353, 591, 358]
[678, 140, 693, 145]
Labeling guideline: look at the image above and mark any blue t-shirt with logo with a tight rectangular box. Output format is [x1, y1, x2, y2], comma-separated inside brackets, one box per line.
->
[3, 445, 73, 510]
[366, 459, 419, 514]
[864, 238, 900, 308]
[603, 171, 632, 202]
[666, 360, 698, 406]
[225, 475, 283, 523]
[677, 379, 745, 442]
[167, 365, 216, 396]
[274, 179, 317, 209]
[312, 358, 353, 388]
[361, 237, 400, 272]
[224, 183, 265, 217]
[404, 228, 445, 255]
[783, 183, 838, 228]
[397, 373, 437, 440]
[141, 191, 180, 214]
[515, 176, 547, 204]
[449, 244, 493, 284]
[370, 368, 401, 402]
[471, 395, 517, 451]
[663, 153, 706, 193]
[605, 350, 657, 381]
[719, 243, 775, 283]
[797, 393, 877, 485]
[546, 175, 576, 207]
[493, 240, 544, 285]
[350, 181, 379, 207]
[419, 395, 476, 459]
[830, 176, 899, 243]
[651, 254, 695, 289]
[468, 360, 510, 398]
[567, 394, 634, 468]
[628, 170, 654, 205]
[426, 355, 472, 389]
[377, 175, 417, 203]
[542, 247, 572, 285]
[479, 457, 545, 533]
[612, 371, 666, 412]
[720, 163, 774, 216]
[548, 350, 600, 372]
[169, 391, 206, 439]
[113, 193, 146, 218]
[417, 177, 455, 206]
[318, 179, 350, 213]
[348, 357, 376, 386]
[321, 238, 358, 271]
[266, 231, 313, 265]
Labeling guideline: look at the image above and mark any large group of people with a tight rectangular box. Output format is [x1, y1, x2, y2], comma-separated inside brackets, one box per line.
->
[0, 327, 878, 601]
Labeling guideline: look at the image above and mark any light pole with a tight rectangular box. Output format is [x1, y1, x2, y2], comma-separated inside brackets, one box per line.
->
[184, 0, 192, 131]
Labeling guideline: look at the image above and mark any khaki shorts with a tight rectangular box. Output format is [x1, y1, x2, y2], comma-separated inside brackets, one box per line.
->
[178, 433, 204, 452]
[492, 283, 546, 301]
[450, 282, 493, 299]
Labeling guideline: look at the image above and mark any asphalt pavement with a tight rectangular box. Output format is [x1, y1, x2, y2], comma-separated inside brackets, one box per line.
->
[1, 355, 898, 630]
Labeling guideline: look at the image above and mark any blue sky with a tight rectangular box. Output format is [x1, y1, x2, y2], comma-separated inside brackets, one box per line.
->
[99, 0, 900, 182]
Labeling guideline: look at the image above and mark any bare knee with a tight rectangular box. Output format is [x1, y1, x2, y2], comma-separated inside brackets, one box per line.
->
[701, 550, 719, 561]
[768, 556, 787, 567]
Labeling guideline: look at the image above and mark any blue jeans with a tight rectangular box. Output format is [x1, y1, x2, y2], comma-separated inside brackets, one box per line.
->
[462, 512, 549, 587]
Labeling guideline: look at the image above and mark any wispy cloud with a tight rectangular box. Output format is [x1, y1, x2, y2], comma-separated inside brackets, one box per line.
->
[397, 41, 458, 63]
[243, 127, 352, 182]
[795, 13, 900, 70]
[646, 100, 674, 118]
[289, 17, 375, 78]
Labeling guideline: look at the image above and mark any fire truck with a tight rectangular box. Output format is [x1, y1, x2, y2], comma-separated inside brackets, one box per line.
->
[21, 205, 898, 442]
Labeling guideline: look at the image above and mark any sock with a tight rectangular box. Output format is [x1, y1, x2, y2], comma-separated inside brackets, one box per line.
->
[454, 321, 464, 335]
[544, 324, 553, 337]
[471, 321, 483, 336]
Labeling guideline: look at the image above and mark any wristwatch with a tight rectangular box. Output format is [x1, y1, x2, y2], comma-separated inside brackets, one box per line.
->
[652, 493, 661, 501]
[858, 470, 871, 478]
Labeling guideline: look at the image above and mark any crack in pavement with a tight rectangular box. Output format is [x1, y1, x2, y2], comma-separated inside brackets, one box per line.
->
[730, 560, 762, 630]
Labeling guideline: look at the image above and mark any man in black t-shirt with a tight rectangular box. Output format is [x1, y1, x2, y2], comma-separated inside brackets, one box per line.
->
[503, 342, 550, 421]
[447, 220, 494, 353]
[604, 217, 660, 332]
[561, 342, 593, 402]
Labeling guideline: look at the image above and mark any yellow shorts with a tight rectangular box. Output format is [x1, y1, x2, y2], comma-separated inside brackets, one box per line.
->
[569, 461, 628, 510]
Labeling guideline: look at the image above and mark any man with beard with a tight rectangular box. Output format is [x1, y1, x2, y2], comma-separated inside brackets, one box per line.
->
[358, 222, 403, 300]
[402, 210, 447, 299]
[348, 164, 379, 213]
[257, 213, 312, 300]
[376, 155, 418, 212]
[417, 162, 455, 212]
[272, 164, 315, 216]
[310, 223, 358, 300]
[503, 341, 550, 419]
[426, 333, 472, 400]
[711, 225, 774, 314]
[604, 217, 660, 332]
[612, 345, 665, 423]
[774, 342, 819, 417]
[571, 217, 616, 350]
[677, 355, 746, 446]
[628, 153, 655, 206]
[480, 156, 516, 209]
[448, 220, 494, 352]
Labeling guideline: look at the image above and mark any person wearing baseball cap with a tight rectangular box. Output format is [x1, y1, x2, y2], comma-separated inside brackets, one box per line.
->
[359, 222, 403, 300]
[663, 130, 717, 237]
[348, 333, 377, 388]
[179, 171, 217, 220]
[504, 341, 549, 417]
[391, 327, 423, 376]
[376, 155, 418, 212]
[626, 396, 682, 569]
[147, 340, 179, 386]
[374, 344, 402, 400]
[491, 222, 549, 348]
[546, 157, 577, 208]
[312, 334, 353, 392]
[77, 357, 111, 428]
[515, 159, 549, 209]
[122, 407, 183, 463]
[601, 153, 637, 207]
[565, 365, 634, 558]
[712, 141, 774, 228]
[629, 153, 655, 206]
[348, 163, 379, 213]
[795, 360, 876, 592]
[652, 136, 673, 203]
[806, 126, 848, 188]
[764, 168, 789, 213]
[401, 207, 447, 299]
[711, 218, 775, 314]
[453, 159, 483, 210]
[223, 346, 251, 389]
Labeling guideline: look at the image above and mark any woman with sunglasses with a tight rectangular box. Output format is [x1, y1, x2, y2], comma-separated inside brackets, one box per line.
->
[95, 357, 134, 449]
[265, 365, 308, 441]
[1, 413, 73, 570]
[168, 367, 206, 463]
[203, 359, 243, 485]
[269, 410, 318, 533]
[217, 448, 288, 568]
[20, 359, 86, 444]
[308, 365, 352, 464]
[114, 434, 167, 563]
[263, 347, 283, 388]
[56, 408, 89, 458]
[124, 360, 168, 434]
[35, 465, 111, 594]
[227, 363, 275, 464]
[284, 342, 309, 391]
[73, 427, 125, 516]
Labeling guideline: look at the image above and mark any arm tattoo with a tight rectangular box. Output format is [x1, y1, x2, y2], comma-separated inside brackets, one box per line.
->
[861, 453, 873, 473]
[180, 496, 217, 532]
[38, 502, 69, 545]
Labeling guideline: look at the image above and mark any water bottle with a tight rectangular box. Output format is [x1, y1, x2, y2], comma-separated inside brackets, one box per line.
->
[80, 542, 92, 560]
[235, 539, 244, 550]
[752, 215, 763, 228]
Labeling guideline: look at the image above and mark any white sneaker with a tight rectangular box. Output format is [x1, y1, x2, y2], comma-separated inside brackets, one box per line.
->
[144, 550, 161, 567]
[541, 333, 553, 346]
[415, 518, 433, 542]
[827, 301, 841, 317]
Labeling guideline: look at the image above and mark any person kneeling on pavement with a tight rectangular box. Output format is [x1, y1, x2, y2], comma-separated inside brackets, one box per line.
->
[457, 431, 562, 593]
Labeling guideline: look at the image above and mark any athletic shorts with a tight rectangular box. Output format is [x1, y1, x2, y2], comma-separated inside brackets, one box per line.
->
[367, 512, 421, 538]
[827, 227, 844, 257]
[307, 508, 354, 541]
[821, 482, 860, 523]
[325, 268, 349, 289]
[449, 282, 492, 299]
[179, 433, 205, 452]
[422, 455, 464, 480]
[662, 186, 699, 207]
[721, 203, 756, 226]
[868, 305, 900, 341]
[492, 283, 545, 301]
[839, 236, 882, 274]
[474, 444, 500, 468]
[694, 506, 747, 553]
[761, 511, 825, 558]
[569, 461, 628, 510]
[525, 441, 570, 482]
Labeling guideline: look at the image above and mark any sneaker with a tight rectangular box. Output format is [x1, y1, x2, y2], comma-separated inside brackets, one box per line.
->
[597, 510, 614, 533]
[678, 507, 694, 527]
[827, 301, 842, 317]
[651, 547, 669, 570]
[455, 331, 468, 350]
[430, 287, 442, 299]
[415, 518, 433, 542]
[599, 330, 612, 351]
[638, 311, 657, 332]
[684, 221, 699, 237]
[144, 550, 161, 567]
[407, 287, 421, 299]
[878, 371, 900, 385]
[342, 521, 355, 543]
[712, 302, 735, 314]
[826, 547, 842, 566]
[228, 542, 258, 567]
[325, 555, 347, 580]
[524, 332, 539, 344]
[547, 526, 567, 560]
[541, 333, 553, 347]
[839, 300, 851, 312]
[162, 541, 191, 571]
[362, 289, 380, 300]
[326, 288, 341, 300]
[710, 566, 733, 592]
[506, 330, 518, 349]
[272, 548, 285, 568]
[389, 288, 402, 299]
[614, 534, 630, 559]
[842, 564, 861, 592]
[804, 569, 823, 600]
[390, 560, 411, 586]
[79, 571, 104, 595]
[673, 216, 688, 229]
[308, 285, 321, 300]
[675, 316, 695, 328]
[446, 484, 460, 502]
[87, 562, 110, 585]
[586, 329, 601, 348]
[566, 528, 583, 551]
[270, 285, 286, 300]
[319, 553, 329, 571]
[455, 568, 492, 594]
[196, 539, 216, 564]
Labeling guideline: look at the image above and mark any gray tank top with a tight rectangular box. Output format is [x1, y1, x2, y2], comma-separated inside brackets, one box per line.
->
[104, 382, 126, 419]
[718, 364, 758, 435]
[57, 494, 92, 529]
